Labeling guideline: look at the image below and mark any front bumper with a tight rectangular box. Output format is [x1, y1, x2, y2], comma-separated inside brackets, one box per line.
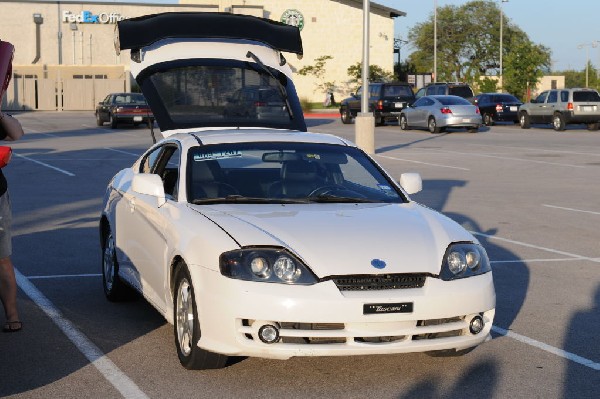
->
[191, 267, 496, 359]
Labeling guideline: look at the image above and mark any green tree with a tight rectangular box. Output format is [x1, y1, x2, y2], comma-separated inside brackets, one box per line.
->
[298, 55, 336, 94]
[346, 62, 394, 87]
[557, 62, 599, 89]
[503, 37, 551, 101]
[478, 77, 498, 93]
[407, 0, 551, 88]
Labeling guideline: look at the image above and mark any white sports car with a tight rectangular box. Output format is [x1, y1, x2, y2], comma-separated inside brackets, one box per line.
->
[101, 12, 495, 370]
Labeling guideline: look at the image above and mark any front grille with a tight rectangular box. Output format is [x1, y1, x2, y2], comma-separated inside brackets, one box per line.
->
[331, 274, 427, 291]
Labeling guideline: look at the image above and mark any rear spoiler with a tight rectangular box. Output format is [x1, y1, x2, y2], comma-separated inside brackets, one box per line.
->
[116, 12, 303, 56]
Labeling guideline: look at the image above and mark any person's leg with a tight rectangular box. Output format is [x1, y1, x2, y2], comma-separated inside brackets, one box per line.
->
[0, 256, 19, 323]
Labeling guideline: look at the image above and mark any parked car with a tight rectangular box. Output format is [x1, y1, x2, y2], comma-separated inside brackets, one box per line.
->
[518, 88, 600, 131]
[473, 93, 522, 126]
[399, 95, 482, 133]
[103, 12, 495, 370]
[95, 92, 154, 129]
[415, 82, 475, 102]
[223, 85, 289, 121]
[339, 82, 415, 125]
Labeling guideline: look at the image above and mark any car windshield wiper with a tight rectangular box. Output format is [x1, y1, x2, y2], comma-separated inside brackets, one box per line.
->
[306, 194, 379, 203]
[192, 195, 308, 205]
[246, 51, 294, 120]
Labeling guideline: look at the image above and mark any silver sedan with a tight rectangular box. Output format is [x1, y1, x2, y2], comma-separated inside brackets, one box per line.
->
[399, 95, 482, 133]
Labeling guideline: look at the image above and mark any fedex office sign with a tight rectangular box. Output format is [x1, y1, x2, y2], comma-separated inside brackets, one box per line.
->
[62, 11, 127, 24]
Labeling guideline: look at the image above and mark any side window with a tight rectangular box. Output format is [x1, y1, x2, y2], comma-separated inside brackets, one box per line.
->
[414, 87, 426, 99]
[147, 144, 181, 200]
[560, 91, 569, 102]
[356, 87, 363, 97]
[536, 91, 549, 103]
[413, 97, 427, 107]
[139, 146, 164, 174]
[547, 91, 558, 103]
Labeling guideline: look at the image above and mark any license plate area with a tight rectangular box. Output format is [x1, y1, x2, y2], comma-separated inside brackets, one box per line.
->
[133, 116, 143, 122]
[364, 302, 413, 314]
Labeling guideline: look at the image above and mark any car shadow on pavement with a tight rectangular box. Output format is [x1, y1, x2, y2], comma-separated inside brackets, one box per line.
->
[563, 284, 600, 399]
[412, 178, 530, 344]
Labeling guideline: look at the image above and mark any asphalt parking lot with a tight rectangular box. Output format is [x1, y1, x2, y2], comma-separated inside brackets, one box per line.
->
[0, 111, 598, 399]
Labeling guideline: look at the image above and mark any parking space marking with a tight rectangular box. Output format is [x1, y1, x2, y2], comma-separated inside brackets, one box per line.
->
[13, 153, 76, 177]
[543, 204, 600, 216]
[491, 258, 584, 264]
[471, 231, 600, 263]
[14, 268, 149, 399]
[105, 147, 141, 157]
[468, 143, 600, 158]
[376, 154, 470, 171]
[27, 273, 102, 280]
[492, 326, 600, 371]
[429, 149, 585, 168]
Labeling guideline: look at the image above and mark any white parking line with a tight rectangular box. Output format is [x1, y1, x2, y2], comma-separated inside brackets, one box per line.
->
[471, 231, 600, 263]
[376, 154, 470, 171]
[13, 153, 76, 177]
[14, 268, 149, 399]
[27, 273, 102, 280]
[430, 149, 585, 168]
[490, 258, 584, 264]
[468, 143, 600, 158]
[105, 147, 141, 157]
[492, 326, 600, 371]
[543, 204, 600, 216]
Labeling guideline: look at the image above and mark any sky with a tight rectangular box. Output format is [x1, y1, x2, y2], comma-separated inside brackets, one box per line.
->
[382, 0, 600, 72]
[28, 0, 600, 72]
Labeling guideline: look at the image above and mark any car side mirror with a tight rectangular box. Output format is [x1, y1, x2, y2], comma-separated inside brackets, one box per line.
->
[399, 172, 422, 195]
[132, 173, 166, 207]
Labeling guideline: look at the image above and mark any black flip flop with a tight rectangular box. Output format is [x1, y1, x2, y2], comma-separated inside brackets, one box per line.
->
[3, 321, 22, 332]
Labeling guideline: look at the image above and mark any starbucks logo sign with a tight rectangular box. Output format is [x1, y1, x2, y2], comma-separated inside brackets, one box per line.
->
[281, 9, 304, 31]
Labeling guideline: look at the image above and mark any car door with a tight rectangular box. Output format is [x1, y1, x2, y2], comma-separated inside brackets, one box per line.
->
[348, 86, 364, 115]
[410, 97, 434, 127]
[542, 90, 559, 123]
[97, 95, 112, 121]
[528, 91, 549, 123]
[118, 143, 182, 312]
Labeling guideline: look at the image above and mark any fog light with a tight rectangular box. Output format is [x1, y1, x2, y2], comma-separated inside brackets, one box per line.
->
[258, 324, 280, 344]
[469, 315, 484, 334]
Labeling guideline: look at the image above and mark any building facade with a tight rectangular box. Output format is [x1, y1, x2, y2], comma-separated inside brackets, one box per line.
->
[0, 0, 404, 111]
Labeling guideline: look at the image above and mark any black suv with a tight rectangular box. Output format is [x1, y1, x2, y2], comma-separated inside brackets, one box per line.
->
[415, 82, 474, 101]
[339, 82, 415, 125]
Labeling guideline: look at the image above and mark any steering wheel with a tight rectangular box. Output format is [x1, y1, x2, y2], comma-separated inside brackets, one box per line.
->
[308, 185, 365, 198]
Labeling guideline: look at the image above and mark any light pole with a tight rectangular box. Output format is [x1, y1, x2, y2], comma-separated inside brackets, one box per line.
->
[499, 0, 508, 91]
[578, 41, 598, 87]
[433, 0, 437, 82]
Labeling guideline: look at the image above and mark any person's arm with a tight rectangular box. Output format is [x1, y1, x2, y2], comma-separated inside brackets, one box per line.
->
[0, 112, 24, 141]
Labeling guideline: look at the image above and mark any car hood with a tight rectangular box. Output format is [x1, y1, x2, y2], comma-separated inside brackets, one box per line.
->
[191, 203, 475, 277]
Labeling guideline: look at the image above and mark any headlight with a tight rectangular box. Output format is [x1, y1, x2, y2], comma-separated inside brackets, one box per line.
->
[440, 243, 491, 280]
[220, 248, 317, 285]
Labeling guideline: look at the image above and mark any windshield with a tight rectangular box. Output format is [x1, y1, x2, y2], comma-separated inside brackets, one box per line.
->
[139, 59, 306, 132]
[187, 142, 406, 204]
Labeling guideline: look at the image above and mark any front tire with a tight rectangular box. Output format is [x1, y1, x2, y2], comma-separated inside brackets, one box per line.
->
[109, 114, 118, 129]
[174, 263, 228, 370]
[552, 113, 565, 131]
[102, 232, 130, 301]
[340, 108, 352, 124]
[399, 114, 409, 130]
[428, 117, 441, 134]
[519, 112, 530, 129]
[96, 113, 104, 126]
